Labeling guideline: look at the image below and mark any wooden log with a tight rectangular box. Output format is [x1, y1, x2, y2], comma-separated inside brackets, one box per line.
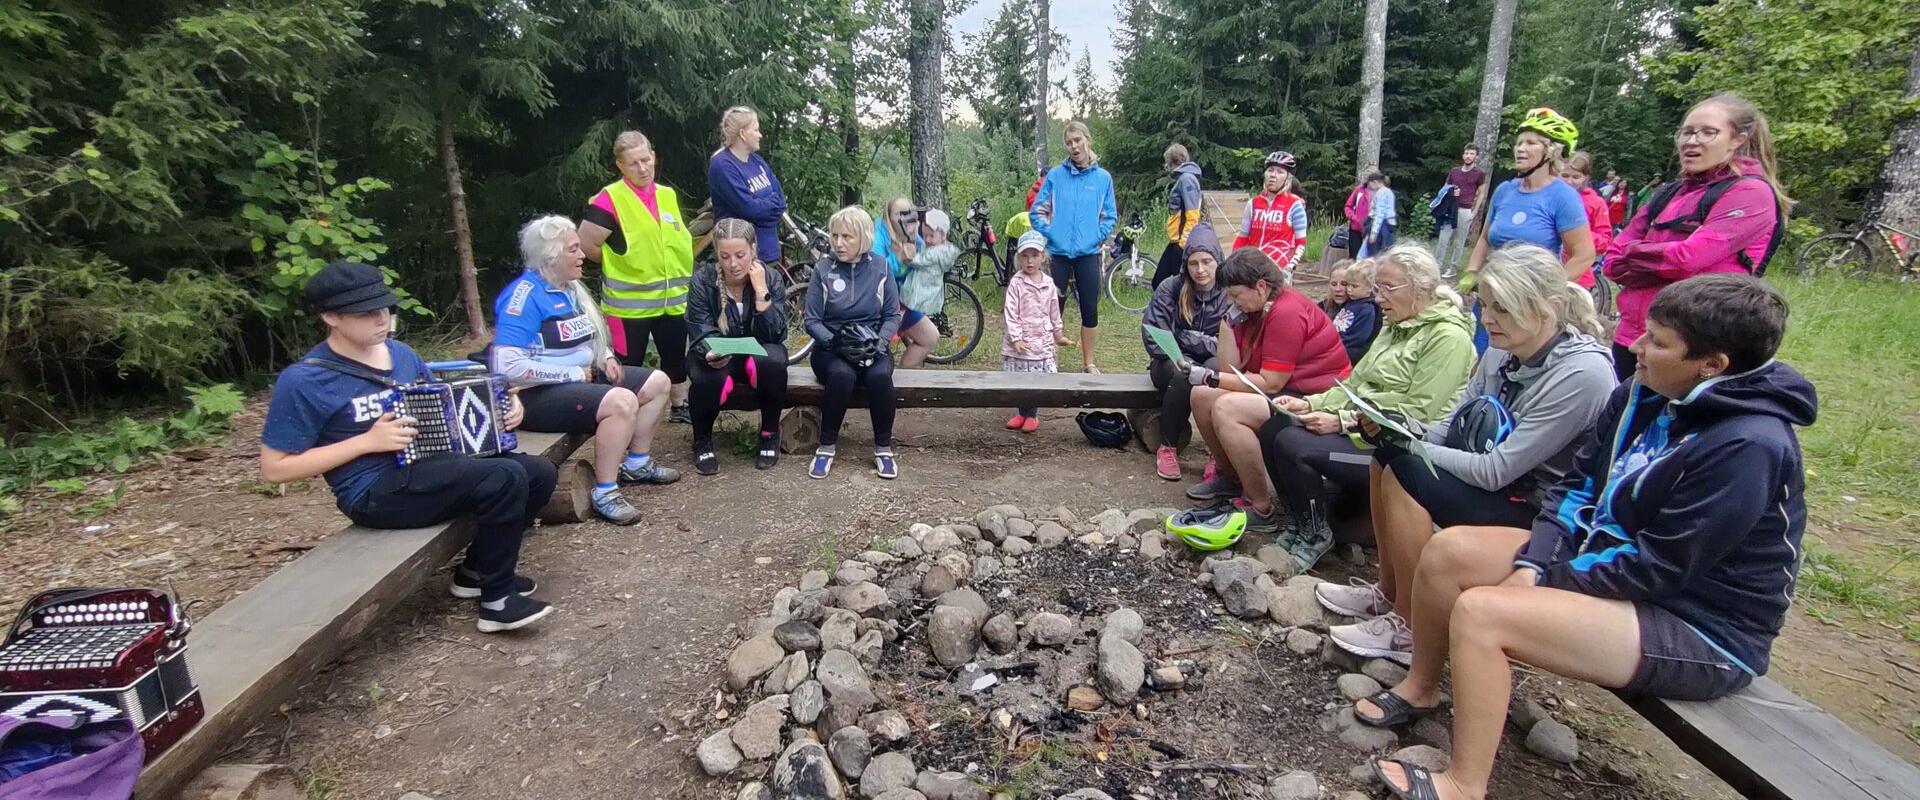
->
[177, 764, 299, 800]
[779, 406, 821, 454]
[537, 458, 594, 524]
[134, 432, 585, 799]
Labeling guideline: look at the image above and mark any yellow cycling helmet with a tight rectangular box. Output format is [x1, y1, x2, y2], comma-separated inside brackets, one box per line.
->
[1166, 505, 1247, 551]
[1517, 107, 1579, 154]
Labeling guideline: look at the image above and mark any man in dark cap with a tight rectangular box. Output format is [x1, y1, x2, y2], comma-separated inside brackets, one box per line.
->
[258, 262, 557, 632]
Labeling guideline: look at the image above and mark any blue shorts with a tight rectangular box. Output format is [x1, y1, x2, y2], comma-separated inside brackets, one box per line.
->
[901, 307, 926, 328]
[1623, 603, 1753, 701]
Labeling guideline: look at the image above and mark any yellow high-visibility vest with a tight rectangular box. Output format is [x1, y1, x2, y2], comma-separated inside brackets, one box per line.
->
[599, 180, 693, 319]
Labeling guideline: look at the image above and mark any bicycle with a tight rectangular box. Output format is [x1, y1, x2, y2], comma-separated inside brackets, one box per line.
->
[776, 213, 829, 364]
[1103, 212, 1153, 313]
[1792, 219, 1920, 280]
[958, 197, 1014, 288]
[922, 268, 985, 365]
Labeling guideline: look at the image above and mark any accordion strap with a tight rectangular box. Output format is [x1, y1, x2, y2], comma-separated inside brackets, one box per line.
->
[299, 356, 399, 387]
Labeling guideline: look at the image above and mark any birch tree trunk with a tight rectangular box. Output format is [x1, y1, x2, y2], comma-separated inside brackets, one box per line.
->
[908, 0, 948, 209]
[1032, 0, 1051, 175]
[1355, 0, 1388, 182]
[1870, 37, 1920, 234]
[1470, 0, 1519, 177]
[437, 98, 486, 341]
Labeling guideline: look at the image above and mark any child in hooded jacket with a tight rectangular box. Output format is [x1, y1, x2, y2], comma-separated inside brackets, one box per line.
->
[1003, 231, 1066, 432]
[1320, 259, 1382, 364]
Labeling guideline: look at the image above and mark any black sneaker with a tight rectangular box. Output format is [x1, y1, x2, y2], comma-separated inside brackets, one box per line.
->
[668, 405, 692, 424]
[693, 439, 719, 476]
[449, 573, 537, 600]
[476, 594, 554, 633]
[754, 434, 779, 470]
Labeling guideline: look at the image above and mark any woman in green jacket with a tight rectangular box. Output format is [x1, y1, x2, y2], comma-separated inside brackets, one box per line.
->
[1264, 245, 1475, 570]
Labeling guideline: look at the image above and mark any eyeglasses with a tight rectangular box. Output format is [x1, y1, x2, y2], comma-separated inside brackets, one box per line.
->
[1675, 126, 1724, 143]
[1376, 280, 1410, 294]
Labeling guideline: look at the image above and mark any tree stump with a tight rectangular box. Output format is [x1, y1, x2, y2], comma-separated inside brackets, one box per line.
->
[1129, 408, 1190, 453]
[779, 406, 821, 454]
[538, 458, 595, 525]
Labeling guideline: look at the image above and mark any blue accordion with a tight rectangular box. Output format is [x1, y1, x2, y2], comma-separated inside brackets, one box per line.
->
[380, 373, 518, 466]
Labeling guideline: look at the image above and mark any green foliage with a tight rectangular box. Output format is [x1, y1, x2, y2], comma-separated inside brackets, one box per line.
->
[226, 142, 403, 316]
[1653, 0, 1920, 229]
[0, 385, 245, 514]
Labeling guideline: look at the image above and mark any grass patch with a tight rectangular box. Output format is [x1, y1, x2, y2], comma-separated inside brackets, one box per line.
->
[1767, 275, 1920, 637]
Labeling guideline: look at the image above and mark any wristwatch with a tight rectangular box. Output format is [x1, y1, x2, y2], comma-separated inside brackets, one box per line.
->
[1204, 372, 1220, 389]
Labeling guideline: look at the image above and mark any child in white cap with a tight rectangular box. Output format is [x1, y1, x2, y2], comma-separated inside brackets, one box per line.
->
[1002, 230, 1067, 432]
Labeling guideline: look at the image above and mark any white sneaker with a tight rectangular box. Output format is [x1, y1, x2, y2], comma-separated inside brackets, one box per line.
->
[1329, 612, 1414, 665]
[1316, 578, 1392, 618]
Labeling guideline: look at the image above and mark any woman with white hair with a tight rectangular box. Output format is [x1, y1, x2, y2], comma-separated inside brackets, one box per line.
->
[1258, 245, 1475, 570]
[1319, 244, 1615, 666]
[491, 214, 681, 526]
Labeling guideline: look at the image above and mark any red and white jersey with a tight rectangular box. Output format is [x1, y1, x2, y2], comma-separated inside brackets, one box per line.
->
[1234, 192, 1308, 269]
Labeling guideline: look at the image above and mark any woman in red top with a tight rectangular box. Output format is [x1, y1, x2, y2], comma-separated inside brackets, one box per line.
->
[1233, 151, 1309, 271]
[1561, 151, 1613, 288]
[1182, 247, 1352, 536]
[1343, 180, 1371, 258]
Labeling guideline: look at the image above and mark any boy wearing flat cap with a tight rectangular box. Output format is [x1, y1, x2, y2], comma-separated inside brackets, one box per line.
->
[259, 261, 556, 632]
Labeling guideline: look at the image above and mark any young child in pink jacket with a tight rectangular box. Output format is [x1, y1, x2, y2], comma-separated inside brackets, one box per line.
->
[1003, 231, 1068, 432]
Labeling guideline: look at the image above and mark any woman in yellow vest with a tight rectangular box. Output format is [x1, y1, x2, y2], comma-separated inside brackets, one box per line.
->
[580, 130, 697, 422]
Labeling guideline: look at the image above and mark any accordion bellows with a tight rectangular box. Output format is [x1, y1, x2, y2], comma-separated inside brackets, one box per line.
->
[0, 588, 204, 756]
[382, 374, 519, 465]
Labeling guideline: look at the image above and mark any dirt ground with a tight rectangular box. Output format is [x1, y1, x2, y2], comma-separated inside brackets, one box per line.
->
[4, 400, 1914, 798]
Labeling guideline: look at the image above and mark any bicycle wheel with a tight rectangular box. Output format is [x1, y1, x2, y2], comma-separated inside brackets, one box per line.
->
[1589, 273, 1618, 323]
[1104, 253, 1153, 313]
[1794, 233, 1875, 278]
[783, 283, 813, 364]
[924, 279, 985, 364]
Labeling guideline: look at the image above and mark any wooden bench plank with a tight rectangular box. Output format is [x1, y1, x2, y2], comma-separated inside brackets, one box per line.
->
[135, 432, 586, 799]
[725, 367, 1161, 410]
[1620, 677, 1920, 800]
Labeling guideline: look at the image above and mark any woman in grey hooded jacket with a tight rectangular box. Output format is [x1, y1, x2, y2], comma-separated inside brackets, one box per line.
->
[1318, 244, 1616, 665]
[1151, 143, 1205, 289]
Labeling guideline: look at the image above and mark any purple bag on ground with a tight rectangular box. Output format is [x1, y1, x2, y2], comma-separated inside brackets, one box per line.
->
[0, 714, 140, 800]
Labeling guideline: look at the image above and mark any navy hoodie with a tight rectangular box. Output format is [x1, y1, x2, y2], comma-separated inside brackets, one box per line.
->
[1514, 360, 1817, 679]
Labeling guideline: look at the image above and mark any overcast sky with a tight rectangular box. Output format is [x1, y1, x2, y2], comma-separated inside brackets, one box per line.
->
[951, 0, 1123, 87]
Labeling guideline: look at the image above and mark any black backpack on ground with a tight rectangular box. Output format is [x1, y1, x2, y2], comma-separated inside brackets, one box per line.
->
[1637, 174, 1785, 276]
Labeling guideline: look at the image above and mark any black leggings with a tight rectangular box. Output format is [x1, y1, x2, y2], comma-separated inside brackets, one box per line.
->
[517, 367, 654, 435]
[1051, 253, 1102, 328]
[1148, 355, 1217, 447]
[1612, 341, 1637, 383]
[809, 349, 895, 448]
[1152, 242, 1185, 290]
[346, 452, 557, 602]
[1263, 422, 1372, 510]
[688, 343, 789, 444]
[618, 314, 689, 383]
[1378, 448, 1537, 529]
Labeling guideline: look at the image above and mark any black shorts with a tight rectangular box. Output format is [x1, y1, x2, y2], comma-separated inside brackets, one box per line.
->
[1378, 447, 1537, 529]
[1622, 603, 1754, 701]
[516, 367, 655, 435]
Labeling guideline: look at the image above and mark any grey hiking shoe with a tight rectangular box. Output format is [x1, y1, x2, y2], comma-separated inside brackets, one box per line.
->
[1286, 499, 1336, 572]
[1241, 502, 1286, 536]
[1186, 475, 1242, 502]
[592, 491, 642, 526]
[619, 460, 682, 485]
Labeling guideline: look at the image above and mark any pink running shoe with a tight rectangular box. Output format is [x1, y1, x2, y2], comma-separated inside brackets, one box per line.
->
[1155, 446, 1181, 480]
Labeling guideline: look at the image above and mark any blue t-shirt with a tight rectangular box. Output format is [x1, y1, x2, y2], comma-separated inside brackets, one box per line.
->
[1485, 179, 1586, 252]
[261, 341, 432, 511]
[491, 269, 598, 383]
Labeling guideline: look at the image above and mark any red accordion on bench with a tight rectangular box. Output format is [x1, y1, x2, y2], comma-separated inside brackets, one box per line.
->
[0, 587, 204, 757]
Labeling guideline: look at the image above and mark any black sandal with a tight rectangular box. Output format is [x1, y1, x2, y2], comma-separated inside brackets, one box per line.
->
[1355, 689, 1444, 728]
[1372, 758, 1443, 800]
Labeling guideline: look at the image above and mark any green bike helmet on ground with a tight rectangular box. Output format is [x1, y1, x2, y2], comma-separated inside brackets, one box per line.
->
[1165, 504, 1247, 551]
[1517, 107, 1579, 154]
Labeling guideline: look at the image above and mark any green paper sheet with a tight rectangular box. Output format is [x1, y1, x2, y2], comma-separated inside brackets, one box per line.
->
[705, 337, 769, 357]
[1143, 324, 1183, 361]
[1333, 379, 1436, 476]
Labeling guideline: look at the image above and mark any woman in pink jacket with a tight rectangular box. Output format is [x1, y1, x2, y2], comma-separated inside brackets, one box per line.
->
[1343, 180, 1371, 258]
[1604, 93, 1787, 380]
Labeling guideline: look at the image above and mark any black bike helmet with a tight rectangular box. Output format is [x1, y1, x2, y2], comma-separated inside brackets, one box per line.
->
[1076, 411, 1133, 449]
[829, 323, 884, 367]
[1264, 151, 1298, 171]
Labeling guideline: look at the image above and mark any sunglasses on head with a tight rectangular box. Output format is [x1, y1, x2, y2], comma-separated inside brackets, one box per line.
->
[894, 211, 919, 222]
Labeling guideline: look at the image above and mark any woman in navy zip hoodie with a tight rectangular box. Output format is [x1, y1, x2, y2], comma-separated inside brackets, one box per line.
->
[707, 106, 788, 262]
[1354, 273, 1815, 800]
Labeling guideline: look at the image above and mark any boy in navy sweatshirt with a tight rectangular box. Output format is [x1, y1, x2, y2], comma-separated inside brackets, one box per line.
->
[1350, 273, 1815, 800]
